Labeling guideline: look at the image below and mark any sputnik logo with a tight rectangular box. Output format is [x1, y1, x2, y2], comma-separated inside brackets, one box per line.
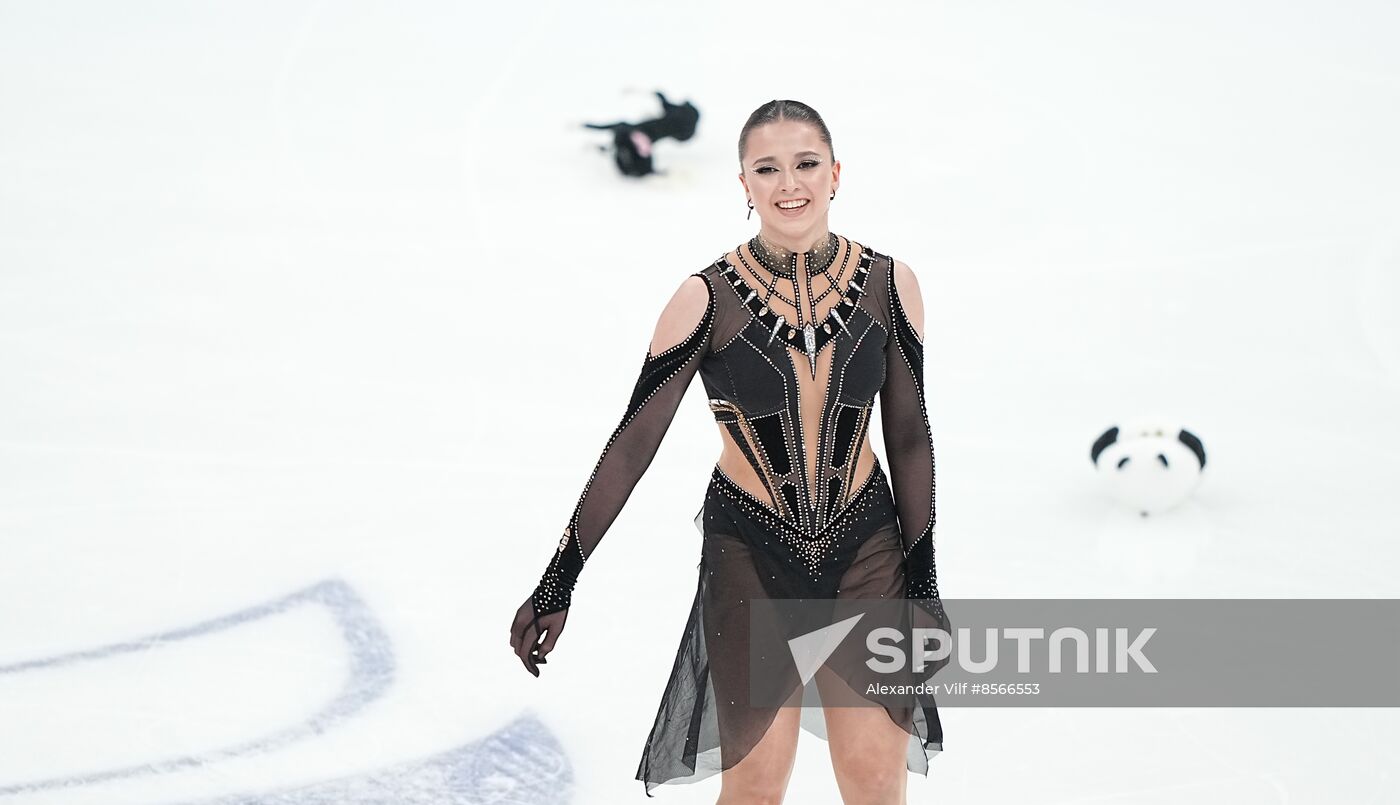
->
[787, 613, 866, 685]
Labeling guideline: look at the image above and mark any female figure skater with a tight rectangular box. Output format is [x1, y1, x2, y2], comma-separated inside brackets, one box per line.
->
[510, 99, 948, 803]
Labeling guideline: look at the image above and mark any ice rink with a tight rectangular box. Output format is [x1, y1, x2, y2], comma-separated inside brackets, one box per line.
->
[2, 1, 1399, 802]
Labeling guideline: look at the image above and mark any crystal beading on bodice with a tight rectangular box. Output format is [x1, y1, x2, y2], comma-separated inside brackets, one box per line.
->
[699, 236, 884, 542]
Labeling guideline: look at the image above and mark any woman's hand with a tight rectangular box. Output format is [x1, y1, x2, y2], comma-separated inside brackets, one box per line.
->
[908, 599, 951, 684]
[510, 595, 568, 677]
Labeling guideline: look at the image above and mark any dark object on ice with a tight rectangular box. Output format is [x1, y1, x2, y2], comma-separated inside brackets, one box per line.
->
[584, 91, 699, 178]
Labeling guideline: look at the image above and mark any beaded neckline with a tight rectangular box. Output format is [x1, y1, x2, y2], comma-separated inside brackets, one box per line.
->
[714, 243, 875, 379]
[746, 231, 840, 279]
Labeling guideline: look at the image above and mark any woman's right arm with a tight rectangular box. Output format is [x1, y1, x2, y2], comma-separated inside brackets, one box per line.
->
[511, 272, 715, 675]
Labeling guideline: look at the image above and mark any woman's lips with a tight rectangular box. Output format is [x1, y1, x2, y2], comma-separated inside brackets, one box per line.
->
[775, 198, 810, 216]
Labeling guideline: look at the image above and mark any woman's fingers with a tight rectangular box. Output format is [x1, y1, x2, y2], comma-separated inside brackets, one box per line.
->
[510, 600, 541, 676]
[537, 613, 565, 661]
[515, 619, 540, 676]
[509, 600, 568, 676]
[509, 600, 531, 650]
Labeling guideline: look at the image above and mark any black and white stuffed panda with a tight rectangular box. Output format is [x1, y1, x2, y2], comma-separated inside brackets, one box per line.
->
[1090, 419, 1207, 516]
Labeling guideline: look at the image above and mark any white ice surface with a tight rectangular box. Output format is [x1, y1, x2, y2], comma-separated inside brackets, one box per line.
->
[2, 1, 1399, 803]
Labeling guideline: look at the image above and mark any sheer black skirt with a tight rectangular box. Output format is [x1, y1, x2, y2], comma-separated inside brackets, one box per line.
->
[635, 458, 943, 796]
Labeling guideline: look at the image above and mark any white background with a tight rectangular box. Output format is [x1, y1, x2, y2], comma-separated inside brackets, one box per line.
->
[2, 1, 1398, 802]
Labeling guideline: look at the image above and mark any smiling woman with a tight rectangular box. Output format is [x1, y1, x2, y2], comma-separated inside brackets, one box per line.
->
[744, 131, 833, 223]
[510, 99, 949, 803]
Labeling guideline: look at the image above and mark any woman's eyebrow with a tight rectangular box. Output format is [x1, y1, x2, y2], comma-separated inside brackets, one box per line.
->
[751, 150, 822, 166]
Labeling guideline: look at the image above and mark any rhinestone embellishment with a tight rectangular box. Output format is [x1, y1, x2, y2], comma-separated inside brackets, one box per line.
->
[716, 242, 876, 374]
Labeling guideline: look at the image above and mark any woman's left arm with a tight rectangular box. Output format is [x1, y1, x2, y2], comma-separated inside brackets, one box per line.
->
[878, 259, 944, 619]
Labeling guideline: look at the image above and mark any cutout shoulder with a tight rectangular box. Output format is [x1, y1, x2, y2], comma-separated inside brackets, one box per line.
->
[648, 274, 712, 357]
[891, 259, 926, 343]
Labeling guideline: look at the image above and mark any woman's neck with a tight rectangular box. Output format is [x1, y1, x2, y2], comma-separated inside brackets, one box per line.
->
[756, 226, 831, 256]
[748, 229, 840, 279]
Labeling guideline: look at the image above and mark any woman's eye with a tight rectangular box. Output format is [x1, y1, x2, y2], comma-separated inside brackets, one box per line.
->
[757, 161, 819, 174]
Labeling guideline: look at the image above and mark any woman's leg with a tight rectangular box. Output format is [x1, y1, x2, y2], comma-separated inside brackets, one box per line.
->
[716, 703, 802, 805]
[816, 665, 911, 805]
[703, 520, 806, 804]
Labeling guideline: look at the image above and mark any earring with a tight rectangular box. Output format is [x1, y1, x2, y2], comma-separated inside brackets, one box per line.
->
[747, 199, 754, 220]
[830, 191, 836, 200]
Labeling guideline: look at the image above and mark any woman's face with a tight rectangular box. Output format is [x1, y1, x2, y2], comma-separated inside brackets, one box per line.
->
[739, 120, 840, 238]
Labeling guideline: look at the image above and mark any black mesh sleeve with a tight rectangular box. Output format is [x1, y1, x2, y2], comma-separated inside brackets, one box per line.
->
[531, 274, 715, 620]
[879, 262, 944, 620]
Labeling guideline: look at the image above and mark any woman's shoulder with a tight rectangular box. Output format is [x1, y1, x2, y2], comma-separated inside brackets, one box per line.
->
[649, 272, 714, 357]
[889, 257, 918, 289]
[883, 257, 925, 341]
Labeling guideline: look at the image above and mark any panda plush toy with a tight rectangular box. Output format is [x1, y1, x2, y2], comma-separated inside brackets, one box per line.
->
[1090, 418, 1207, 516]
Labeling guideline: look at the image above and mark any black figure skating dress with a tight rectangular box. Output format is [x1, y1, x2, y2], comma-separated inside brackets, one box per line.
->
[529, 233, 947, 796]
